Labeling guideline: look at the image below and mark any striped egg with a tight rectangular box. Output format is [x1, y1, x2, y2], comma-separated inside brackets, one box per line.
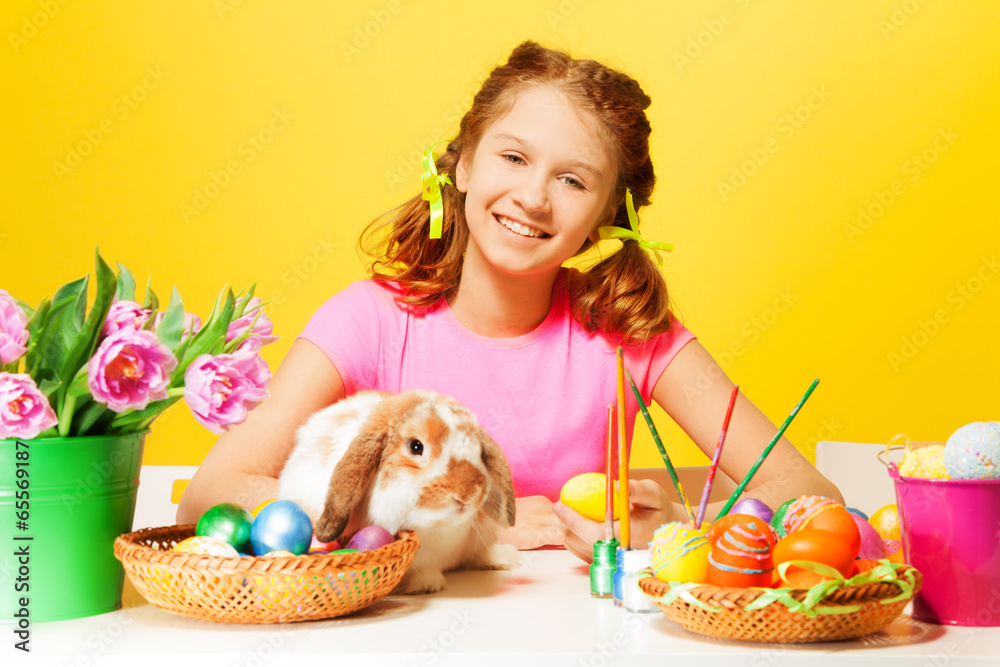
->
[706, 523, 774, 588]
[650, 521, 710, 583]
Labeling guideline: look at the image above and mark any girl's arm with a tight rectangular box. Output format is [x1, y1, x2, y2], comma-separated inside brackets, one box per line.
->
[557, 339, 843, 560]
[176, 339, 347, 524]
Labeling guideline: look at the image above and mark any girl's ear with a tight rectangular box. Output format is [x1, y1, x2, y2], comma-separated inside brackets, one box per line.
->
[455, 152, 471, 193]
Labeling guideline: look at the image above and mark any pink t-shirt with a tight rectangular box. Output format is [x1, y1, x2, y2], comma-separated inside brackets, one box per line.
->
[297, 271, 696, 500]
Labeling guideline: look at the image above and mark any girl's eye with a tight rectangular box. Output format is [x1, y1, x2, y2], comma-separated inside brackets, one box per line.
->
[562, 176, 585, 190]
[409, 439, 424, 456]
[502, 154, 524, 165]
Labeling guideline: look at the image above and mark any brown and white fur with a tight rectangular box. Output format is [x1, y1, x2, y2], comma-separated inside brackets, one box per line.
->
[278, 390, 518, 594]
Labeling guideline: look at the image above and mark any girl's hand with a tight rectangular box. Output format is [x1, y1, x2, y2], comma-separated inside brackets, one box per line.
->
[554, 479, 675, 562]
[498, 495, 565, 550]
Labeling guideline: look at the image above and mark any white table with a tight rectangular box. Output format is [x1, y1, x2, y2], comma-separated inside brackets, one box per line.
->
[7, 550, 999, 666]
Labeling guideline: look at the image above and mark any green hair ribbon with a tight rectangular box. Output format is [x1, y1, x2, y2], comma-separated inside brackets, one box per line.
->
[597, 188, 673, 267]
[422, 141, 453, 239]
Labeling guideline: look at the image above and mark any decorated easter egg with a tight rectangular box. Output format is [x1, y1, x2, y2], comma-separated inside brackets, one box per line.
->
[707, 514, 775, 550]
[650, 522, 710, 583]
[346, 525, 394, 552]
[729, 498, 774, 525]
[311, 535, 340, 552]
[769, 498, 796, 538]
[773, 528, 855, 582]
[706, 522, 774, 588]
[869, 504, 901, 541]
[883, 540, 905, 564]
[899, 444, 950, 479]
[944, 421, 1000, 480]
[559, 473, 619, 523]
[172, 536, 240, 557]
[852, 513, 887, 560]
[790, 502, 861, 559]
[779, 495, 836, 535]
[197, 503, 253, 553]
[250, 500, 313, 556]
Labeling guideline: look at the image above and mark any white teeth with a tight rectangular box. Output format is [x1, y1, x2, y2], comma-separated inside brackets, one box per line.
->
[497, 215, 543, 238]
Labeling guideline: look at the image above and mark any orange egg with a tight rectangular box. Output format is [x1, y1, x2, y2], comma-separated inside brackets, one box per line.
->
[773, 528, 855, 579]
[799, 504, 861, 559]
[706, 522, 774, 588]
[707, 514, 776, 550]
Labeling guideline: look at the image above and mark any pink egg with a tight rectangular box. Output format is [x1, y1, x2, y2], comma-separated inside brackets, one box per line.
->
[852, 513, 888, 559]
[346, 525, 394, 552]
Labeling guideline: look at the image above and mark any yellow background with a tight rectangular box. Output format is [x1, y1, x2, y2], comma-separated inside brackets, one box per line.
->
[3, 1, 998, 470]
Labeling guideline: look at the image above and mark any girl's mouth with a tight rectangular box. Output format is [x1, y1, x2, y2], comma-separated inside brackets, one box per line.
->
[494, 214, 550, 239]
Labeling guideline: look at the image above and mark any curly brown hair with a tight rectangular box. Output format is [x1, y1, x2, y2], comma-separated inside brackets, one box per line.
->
[360, 41, 672, 345]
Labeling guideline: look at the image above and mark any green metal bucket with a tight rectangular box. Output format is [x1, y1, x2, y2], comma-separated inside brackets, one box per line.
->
[1, 432, 145, 623]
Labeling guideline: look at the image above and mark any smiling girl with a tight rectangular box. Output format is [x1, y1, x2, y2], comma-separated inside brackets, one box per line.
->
[179, 41, 842, 558]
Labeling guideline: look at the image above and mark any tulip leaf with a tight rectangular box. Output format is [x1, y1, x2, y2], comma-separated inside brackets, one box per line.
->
[141, 276, 159, 313]
[156, 287, 185, 350]
[73, 400, 115, 436]
[58, 251, 116, 401]
[109, 395, 182, 432]
[25, 289, 79, 385]
[172, 286, 234, 383]
[115, 261, 137, 302]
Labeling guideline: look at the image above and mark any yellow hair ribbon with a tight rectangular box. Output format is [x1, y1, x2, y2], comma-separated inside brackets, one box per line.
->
[421, 140, 453, 239]
[597, 188, 674, 267]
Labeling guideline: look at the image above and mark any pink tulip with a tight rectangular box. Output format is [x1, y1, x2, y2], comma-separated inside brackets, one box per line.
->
[152, 311, 202, 340]
[183, 350, 271, 434]
[102, 300, 153, 337]
[0, 289, 30, 365]
[87, 329, 177, 413]
[226, 296, 278, 351]
[0, 372, 58, 439]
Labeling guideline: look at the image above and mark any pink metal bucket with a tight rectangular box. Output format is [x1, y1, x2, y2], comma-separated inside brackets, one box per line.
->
[890, 463, 1000, 626]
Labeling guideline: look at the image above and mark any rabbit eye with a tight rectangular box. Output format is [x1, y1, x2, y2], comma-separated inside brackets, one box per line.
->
[408, 439, 424, 456]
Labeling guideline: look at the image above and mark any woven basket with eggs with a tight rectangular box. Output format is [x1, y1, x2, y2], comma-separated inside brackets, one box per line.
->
[638, 497, 922, 643]
[114, 525, 418, 623]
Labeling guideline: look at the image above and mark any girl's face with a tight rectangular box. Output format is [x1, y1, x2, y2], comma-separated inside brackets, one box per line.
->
[455, 86, 616, 282]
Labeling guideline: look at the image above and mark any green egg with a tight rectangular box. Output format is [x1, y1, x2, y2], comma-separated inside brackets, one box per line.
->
[197, 502, 253, 553]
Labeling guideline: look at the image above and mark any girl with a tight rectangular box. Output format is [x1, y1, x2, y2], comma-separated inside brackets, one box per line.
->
[178, 41, 842, 558]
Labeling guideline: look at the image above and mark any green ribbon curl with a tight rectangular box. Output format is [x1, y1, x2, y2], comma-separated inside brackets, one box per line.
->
[597, 188, 674, 267]
[422, 141, 453, 239]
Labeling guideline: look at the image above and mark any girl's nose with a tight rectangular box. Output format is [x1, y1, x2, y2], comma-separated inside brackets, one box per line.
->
[515, 175, 551, 214]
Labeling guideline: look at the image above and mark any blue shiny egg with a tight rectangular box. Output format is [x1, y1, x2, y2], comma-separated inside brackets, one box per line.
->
[250, 500, 313, 556]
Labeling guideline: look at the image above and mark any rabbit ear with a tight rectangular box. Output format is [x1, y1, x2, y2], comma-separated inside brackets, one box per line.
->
[314, 418, 390, 542]
[477, 428, 517, 527]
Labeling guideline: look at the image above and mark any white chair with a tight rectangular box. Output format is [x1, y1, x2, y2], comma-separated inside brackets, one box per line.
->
[132, 465, 198, 530]
[815, 441, 902, 517]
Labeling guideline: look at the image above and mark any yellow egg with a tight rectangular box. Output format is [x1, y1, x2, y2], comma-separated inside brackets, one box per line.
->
[560, 473, 620, 523]
[899, 444, 949, 479]
[869, 504, 902, 541]
[650, 521, 710, 583]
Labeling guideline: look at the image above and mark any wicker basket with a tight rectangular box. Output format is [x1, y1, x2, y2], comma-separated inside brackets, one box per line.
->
[637, 565, 922, 643]
[114, 525, 419, 623]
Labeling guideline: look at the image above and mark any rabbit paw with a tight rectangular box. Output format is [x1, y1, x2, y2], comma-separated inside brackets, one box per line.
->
[394, 568, 447, 595]
[470, 541, 519, 571]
